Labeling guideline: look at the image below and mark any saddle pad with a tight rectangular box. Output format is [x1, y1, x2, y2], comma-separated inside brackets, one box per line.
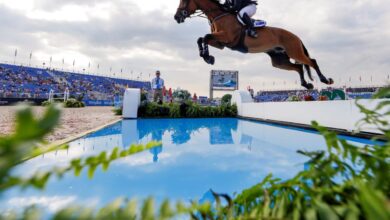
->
[253, 20, 267, 28]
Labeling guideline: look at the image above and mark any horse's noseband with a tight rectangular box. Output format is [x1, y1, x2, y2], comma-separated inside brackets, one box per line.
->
[181, 9, 188, 17]
[175, 7, 189, 23]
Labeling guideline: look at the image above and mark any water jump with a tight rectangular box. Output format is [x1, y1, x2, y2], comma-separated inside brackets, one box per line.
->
[174, 0, 334, 90]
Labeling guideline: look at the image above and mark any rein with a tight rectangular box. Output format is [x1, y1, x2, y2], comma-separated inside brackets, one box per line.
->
[179, 0, 231, 24]
[211, 12, 230, 23]
[190, 9, 230, 25]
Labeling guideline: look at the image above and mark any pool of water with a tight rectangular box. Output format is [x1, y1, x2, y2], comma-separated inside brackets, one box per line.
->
[0, 118, 373, 214]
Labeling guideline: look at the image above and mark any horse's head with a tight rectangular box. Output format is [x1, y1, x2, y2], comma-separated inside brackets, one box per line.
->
[174, 0, 198, 23]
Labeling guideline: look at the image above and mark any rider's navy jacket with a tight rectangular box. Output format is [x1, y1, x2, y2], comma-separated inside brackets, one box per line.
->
[225, 0, 257, 12]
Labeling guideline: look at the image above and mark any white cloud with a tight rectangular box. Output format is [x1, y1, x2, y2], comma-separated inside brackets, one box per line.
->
[7, 196, 77, 212]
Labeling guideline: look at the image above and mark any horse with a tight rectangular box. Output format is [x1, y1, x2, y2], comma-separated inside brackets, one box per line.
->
[174, 0, 334, 90]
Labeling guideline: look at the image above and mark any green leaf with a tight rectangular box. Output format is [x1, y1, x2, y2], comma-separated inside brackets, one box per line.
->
[141, 197, 155, 220]
[159, 199, 173, 219]
[359, 183, 390, 220]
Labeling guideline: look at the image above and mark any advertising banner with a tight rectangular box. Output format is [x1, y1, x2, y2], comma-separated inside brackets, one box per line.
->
[211, 70, 239, 91]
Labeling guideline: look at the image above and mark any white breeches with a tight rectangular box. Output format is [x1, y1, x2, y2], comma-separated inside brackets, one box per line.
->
[237, 4, 257, 25]
[239, 4, 257, 18]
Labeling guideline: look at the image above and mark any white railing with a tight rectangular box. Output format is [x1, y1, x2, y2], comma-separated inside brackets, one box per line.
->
[48, 88, 69, 102]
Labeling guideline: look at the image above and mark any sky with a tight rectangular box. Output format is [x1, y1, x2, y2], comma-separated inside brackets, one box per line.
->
[0, 0, 389, 96]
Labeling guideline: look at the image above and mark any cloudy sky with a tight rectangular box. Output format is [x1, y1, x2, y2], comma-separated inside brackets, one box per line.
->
[0, 0, 389, 96]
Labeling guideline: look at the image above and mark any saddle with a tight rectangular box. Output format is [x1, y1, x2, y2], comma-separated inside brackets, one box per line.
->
[229, 18, 267, 53]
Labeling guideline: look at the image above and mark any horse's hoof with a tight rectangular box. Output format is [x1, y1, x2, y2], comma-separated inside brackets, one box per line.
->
[204, 56, 215, 65]
[307, 83, 314, 90]
[328, 78, 334, 85]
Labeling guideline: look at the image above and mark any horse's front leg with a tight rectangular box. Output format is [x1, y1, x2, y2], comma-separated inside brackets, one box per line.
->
[197, 33, 225, 65]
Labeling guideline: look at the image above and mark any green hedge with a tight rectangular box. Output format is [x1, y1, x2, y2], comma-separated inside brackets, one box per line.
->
[64, 99, 85, 108]
[138, 102, 237, 118]
[112, 108, 122, 116]
[42, 99, 85, 108]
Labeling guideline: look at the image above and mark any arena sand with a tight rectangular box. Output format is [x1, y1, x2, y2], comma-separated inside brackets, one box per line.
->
[0, 106, 121, 143]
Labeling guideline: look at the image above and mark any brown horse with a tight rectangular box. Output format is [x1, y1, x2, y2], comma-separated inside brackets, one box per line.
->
[174, 0, 334, 90]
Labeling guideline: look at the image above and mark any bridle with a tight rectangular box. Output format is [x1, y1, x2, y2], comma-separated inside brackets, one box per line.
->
[177, 0, 191, 19]
[177, 0, 228, 21]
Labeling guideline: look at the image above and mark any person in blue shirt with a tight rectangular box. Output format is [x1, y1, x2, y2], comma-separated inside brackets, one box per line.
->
[151, 70, 165, 103]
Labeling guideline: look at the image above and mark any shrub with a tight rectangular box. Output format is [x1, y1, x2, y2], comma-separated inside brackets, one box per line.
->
[169, 103, 181, 118]
[138, 102, 238, 118]
[221, 94, 232, 104]
[186, 103, 202, 118]
[141, 90, 148, 102]
[113, 108, 122, 116]
[41, 100, 52, 106]
[172, 89, 191, 101]
[288, 95, 301, 102]
[138, 102, 170, 118]
[64, 99, 85, 108]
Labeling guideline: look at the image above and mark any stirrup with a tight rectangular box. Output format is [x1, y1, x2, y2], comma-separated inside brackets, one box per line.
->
[247, 29, 258, 38]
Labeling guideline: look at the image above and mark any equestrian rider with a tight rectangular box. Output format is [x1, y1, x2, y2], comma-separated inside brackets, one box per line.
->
[222, 0, 258, 38]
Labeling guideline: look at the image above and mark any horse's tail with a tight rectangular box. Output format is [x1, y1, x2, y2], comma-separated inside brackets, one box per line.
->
[302, 43, 314, 81]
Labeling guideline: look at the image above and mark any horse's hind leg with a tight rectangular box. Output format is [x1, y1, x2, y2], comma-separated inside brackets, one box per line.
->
[310, 58, 334, 85]
[268, 51, 313, 90]
[284, 42, 334, 85]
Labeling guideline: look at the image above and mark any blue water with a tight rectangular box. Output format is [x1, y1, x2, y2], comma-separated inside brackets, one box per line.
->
[0, 118, 373, 215]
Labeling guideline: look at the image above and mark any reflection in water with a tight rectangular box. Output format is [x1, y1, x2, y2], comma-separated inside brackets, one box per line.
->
[0, 118, 373, 216]
[121, 119, 239, 163]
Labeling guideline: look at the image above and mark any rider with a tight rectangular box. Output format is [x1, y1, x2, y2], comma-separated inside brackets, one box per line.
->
[223, 0, 258, 38]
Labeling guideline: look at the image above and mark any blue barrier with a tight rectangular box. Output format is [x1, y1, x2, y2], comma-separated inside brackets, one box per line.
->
[84, 100, 114, 106]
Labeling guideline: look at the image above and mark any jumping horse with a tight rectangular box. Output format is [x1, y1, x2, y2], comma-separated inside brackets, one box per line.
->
[174, 0, 334, 90]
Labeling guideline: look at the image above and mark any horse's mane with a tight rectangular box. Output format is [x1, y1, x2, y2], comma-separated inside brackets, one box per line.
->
[205, 0, 229, 11]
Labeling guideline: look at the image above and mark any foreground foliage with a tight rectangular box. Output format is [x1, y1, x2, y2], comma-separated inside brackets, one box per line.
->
[0, 89, 389, 219]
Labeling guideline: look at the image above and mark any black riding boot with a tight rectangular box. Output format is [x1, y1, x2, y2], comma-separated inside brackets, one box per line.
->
[242, 13, 258, 38]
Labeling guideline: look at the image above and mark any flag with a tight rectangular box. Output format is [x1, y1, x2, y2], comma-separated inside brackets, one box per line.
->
[29, 52, 32, 59]
[50, 56, 52, 63]
[121, 68, 123, 73]
[88, 62, 91, 68]
[14, 49, 17, 57]
[73, 60, 75, 66]
[62, 58, 64, 64]
[110, 67, 112, 72]
[97, 64, 100, 69]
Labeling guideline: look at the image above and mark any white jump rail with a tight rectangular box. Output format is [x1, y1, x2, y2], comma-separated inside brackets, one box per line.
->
[232, 90, 389, 135]
[123, 88, 141, 119]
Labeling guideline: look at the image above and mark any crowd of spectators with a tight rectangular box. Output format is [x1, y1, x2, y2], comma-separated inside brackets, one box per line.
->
[255, 90, 320, 102]
[0, 64, 151, 101]
[254, 86, 385, 103]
